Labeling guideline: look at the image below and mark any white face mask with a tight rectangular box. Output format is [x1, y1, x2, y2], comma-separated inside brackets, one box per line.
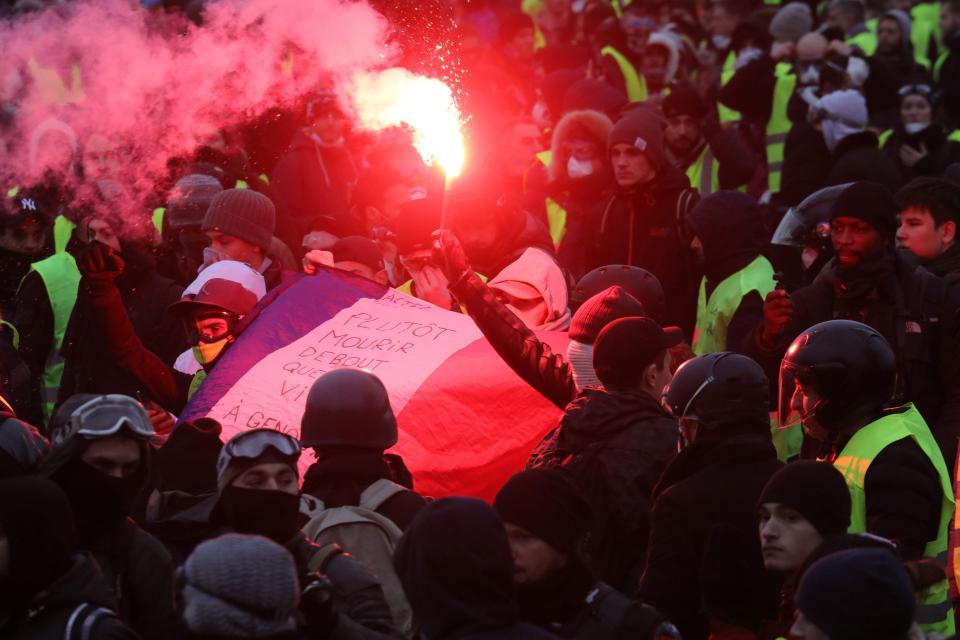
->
[712, 34, 732, 49]
[201, 246, 230, 270]
[904, 122, 930, 134]
[567, 156, 595, 179]
[734, 47, 763, 70]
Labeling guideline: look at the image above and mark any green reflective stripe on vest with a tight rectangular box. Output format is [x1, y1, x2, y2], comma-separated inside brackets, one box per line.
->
[847, 31, 877, 56]
[774, 62, 793, 78]
[771, 418, 804, 463]
[766, 74, 796, 194]
[188, 369, 207, 400]
[718, 68, 741, 124]
[258, 173, 270, 186]
[1, 320, 20, 350]
[834, 404, 955, 635]
[152, 207, 165, 235]
[686, 146, 720, 196]
[6, 186, 19, 198]
[949, 130, 960, 143]
[27, 252, 81, 424]
[610, 0, 632, 19]
[693, 255, 776, 355]
[600, 47, 647, 102]
[53, 215, 76, 254]
[878, 128, 894, 147]
[545, 198, 567, 247]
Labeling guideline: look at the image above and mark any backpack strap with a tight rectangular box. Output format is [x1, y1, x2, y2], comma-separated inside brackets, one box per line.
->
[64, 604, 116, 640]
[675, 187, 700, 241]
[584, 582, 631, 628]
[358, 478, 407, 512]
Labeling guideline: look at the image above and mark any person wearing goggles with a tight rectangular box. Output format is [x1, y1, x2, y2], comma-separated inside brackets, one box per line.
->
[642, 352, 780, 638]
[211, 427, 400, 638]
[880, 83, 960, 180]
[37, 393, 177, 640]
[777, 319, 954, 635]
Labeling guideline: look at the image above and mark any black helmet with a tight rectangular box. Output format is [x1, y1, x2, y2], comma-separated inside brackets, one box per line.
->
[663, 353, 769, 444]
[570, 265, 666, 319]
[300, 369, 398, 450]
[779, 320, 895, 437]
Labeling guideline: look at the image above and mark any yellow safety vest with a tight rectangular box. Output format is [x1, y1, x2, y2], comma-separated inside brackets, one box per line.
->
[718, 67, 741, 125]
[950, 130, 960, 143]
[847, 30, 878, 56]
[600, 46, 647, 102]
[912, 3, 941, 69]
[24, 252, 81, 425]
[53, 215, 76, 254]
[834, 404, 955, 635]
[766, 74, 796, 195]
[685, 146, 720, 196]
[692, 255, 776, 355]
[152, 207, 165, 236]
[530, 150, 568, 247]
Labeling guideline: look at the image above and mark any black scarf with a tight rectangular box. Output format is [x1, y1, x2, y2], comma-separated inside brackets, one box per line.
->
[301, 451, 395, 507]
[516, 559, 596, 629]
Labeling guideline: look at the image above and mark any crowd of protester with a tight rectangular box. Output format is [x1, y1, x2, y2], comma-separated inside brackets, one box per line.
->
[4, 0, 960, 637]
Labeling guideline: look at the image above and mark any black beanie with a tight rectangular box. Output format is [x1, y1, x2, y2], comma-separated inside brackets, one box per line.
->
[493, 468, 590, 554]
[202, 189, 276, 253]
[829, 181, 898, 241]
[608, 108, 665, 172]
[156, 418, 223, 493]
[797, 548, 915, 640]
[663, 84, 706, 120]
[758, 461, 852, 537]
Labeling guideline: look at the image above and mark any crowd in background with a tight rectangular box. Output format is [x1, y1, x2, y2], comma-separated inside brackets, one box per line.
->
[4, 0, 960, 638]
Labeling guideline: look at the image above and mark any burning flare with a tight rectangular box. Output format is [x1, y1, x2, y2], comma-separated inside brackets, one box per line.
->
[350, 68, 465, 177]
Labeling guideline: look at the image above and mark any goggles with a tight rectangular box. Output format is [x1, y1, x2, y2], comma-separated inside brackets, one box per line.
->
[217, 428, 301, 480]
[189, 309, 239, 344]
[55, 394, 155, 446]
[898, 83, 933, 98]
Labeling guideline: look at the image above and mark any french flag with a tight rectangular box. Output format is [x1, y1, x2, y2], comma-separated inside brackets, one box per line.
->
[181, 267, 567, 501]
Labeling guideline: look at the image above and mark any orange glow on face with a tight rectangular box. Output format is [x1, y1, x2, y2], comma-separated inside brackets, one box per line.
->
[350, 68, 465, 177]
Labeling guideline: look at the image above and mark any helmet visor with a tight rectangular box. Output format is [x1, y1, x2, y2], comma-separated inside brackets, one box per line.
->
[777, 361, 822, 430]
[63, 395, 155, 445]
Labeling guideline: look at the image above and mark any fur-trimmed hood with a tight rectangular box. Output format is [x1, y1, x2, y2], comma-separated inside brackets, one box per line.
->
[548, 109, 614, 183]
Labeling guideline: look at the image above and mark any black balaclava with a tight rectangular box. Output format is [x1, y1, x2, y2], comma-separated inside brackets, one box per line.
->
[0, 476, 78, 608]
[686, 191, 767, 292]
[215, 486, 301, 545]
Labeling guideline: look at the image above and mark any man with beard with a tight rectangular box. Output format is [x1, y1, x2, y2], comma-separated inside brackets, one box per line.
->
[744, 181, 960, 465]
[662, 85, 756, 197]
[38, 394, 177, 640]
[864, 10, 928, 129]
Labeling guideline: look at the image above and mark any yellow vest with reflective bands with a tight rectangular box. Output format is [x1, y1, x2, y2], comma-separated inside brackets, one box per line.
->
[834, 404, 955, 635]
[24, 252, 81, 425]
[54, 215, 76, 254]
[847, 30, 878, 56]
[686, 146, 720, 197]
[766, 74, 796, 195]
[693, 255, 776, 355]
[600, 46, 647, 102]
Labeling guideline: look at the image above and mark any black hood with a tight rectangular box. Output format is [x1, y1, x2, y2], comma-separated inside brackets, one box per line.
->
[394, 497, 518, 640]
[0, 476, 77, 601]
[687, 191, 767, 288]
[557, 388, 671, 451]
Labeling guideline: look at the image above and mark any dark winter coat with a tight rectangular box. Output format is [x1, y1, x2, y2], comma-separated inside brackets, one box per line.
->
[882, 124, 960, 180]
[827, 131, 903, 188]
[585, 164, 699, 332]
[528, 388, 680, 591]
[865, 54, 928, 130]
[639, 434, 783, 640]
[938, 33, 960, 129]
[778, 118, 832, 208]
[926, 242, 960, 289]
[517, 560, 674, 640]
[58, 243, 186, 404]
[742, 254, 960, 464]
[0, 554, 139, 640]
[270, 130, 358, 252]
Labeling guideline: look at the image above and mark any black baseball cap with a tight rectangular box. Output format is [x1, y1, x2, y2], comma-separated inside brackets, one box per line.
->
[332, 236, 384, 272]
[593, 317, 684, 388]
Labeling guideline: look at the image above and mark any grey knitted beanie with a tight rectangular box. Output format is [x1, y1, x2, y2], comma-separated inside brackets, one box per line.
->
[202, 189, 276, 253]
[183, 533, 300, 637]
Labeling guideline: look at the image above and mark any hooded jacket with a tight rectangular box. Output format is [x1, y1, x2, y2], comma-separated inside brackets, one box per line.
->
[828, 130, 904, 188]
[528, 388, 679, 591]
[394, 497, 559, 640]
[864, 12, 927, 129]
[487, 247, 570, 331]
[586, 111, 699, 332]
[38, 415, 178, 640]
[0, 476, 137, 640]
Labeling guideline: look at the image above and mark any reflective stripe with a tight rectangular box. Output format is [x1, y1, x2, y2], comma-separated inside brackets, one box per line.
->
[600, 46, 647, 102]
[693, 255, 776, 355]
[916, 597, 952, 625]
[152, 207, 165, 235]
[545, 197, 567, 247]
[685, 146, 720, 196]
[766, 75, 795, 194]
[878, 129, 894, 147]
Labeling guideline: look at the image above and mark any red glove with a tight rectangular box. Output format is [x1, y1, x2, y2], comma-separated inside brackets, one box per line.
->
[78, 243, 125, 282]
[431, 229, 471, 284]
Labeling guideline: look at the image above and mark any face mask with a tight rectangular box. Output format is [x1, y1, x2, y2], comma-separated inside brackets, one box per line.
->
[797, 64, 820, 86]
[54, 457, 142, 524]
[201, 246, 230, 270]
[904, 122, 930, 134]
[193, 337, 231, 365]
[712, 34, 731, 50]
[216, 486, 301, 544]
[567, 156, 595, 179]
